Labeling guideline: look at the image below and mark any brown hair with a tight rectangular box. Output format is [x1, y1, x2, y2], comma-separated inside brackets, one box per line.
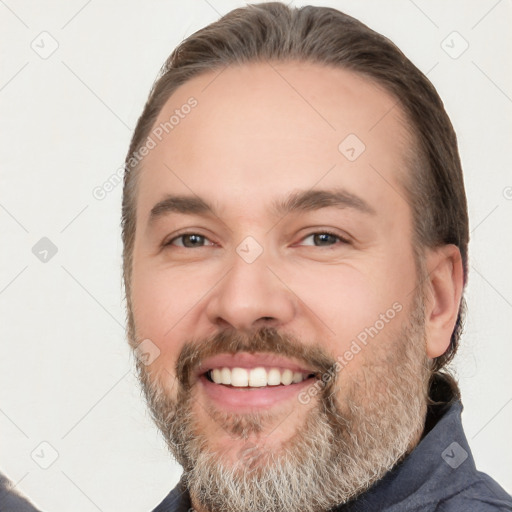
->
[122, 2, 469, 396]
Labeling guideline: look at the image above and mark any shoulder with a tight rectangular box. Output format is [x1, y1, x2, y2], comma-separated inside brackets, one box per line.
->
[0, 472, 42, 512]
[432, 473, 512, 512]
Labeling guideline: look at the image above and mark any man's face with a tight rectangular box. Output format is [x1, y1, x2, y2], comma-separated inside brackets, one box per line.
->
[129, 62, 431, 511]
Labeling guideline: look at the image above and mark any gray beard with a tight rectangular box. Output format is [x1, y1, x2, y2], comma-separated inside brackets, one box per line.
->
[135, 288, 431, 512]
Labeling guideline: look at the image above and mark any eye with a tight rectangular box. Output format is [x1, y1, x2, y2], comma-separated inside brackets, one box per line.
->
[166, 233, 214, 248]
[299, 232, 349, 247]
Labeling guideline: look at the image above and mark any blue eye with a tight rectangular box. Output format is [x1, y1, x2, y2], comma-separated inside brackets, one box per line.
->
[300, 232, 347, 247]
[167, 234, 213, 248]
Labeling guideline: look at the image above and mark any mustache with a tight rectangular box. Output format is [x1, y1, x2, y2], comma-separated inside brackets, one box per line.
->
[175, 326, 337, 391]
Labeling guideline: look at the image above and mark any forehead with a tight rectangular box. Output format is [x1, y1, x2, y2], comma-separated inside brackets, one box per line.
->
[136, 61, 412, 223]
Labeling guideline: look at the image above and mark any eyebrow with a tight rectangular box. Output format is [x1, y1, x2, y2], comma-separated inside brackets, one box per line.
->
[272, 188, 376, 217]
[147, 188, 376, 227]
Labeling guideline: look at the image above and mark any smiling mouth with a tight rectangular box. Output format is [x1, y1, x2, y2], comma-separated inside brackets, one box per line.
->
[203, 366, 317, 388]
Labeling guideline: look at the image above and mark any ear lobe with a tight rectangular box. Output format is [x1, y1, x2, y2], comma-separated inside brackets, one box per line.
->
[423, 244, 464, 359]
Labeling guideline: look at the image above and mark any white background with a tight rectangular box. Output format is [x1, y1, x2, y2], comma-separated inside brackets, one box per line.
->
[1, 1, 511, 511]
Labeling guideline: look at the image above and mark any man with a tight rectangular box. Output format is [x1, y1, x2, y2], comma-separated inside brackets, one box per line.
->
[121, 3, 512, 511]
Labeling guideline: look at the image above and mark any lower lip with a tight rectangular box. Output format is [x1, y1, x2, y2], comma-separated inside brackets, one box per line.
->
[199, 374, 315, 411]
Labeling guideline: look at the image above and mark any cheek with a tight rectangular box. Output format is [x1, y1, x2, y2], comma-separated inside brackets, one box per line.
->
[290, 264, 387, 329]
[133, 267, 191, 327]
[287, 257, 411, 353]
[130, 264, 216, 360]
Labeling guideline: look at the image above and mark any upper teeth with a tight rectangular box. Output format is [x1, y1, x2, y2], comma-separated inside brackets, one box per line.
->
[209, 367, 311, 387]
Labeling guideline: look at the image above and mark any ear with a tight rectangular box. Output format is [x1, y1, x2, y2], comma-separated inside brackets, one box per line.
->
[423, 244, 464, 359]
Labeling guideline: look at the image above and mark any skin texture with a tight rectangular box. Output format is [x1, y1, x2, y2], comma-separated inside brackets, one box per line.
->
[129, 61, 463, 512]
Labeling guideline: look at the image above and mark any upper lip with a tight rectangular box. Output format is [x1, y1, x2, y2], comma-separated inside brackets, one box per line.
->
[195, 352, 317, 377]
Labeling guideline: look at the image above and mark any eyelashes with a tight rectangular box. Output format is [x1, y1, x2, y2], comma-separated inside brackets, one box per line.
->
[165, 233, 214, 248]
[164, 231, 350, 249]
[297, 231, 350, 247]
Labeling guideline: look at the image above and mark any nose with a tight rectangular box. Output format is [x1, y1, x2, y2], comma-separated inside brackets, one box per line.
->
[205, 251, 296, 331]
